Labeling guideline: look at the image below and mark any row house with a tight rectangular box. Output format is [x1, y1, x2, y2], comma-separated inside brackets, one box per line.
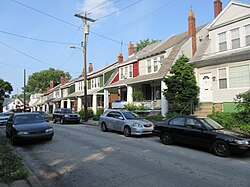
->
[190, 0, 250, 112]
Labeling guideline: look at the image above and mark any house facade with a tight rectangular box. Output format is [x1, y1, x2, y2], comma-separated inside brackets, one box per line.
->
[3, 97, 24, 112]
[190, 0, 250, 112]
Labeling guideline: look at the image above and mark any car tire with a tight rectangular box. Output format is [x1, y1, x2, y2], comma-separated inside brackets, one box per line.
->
[60, 118, 64, 124]
[212, 140, 230, 157]
[124, 126, 131, 137]
[161, 132, 173, 145]
[11, 134, 17, 146]
[53, 118, 57, 123]
[101, 122, 108, 132]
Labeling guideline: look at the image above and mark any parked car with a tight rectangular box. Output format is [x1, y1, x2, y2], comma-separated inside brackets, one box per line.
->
[52, 108, 80, 124]
[34, 111, 49, 120]
[0, 112, 12, 126]
[99, 110, 154, 137]
[6, 112, 54, 145]
[153, 116, 250, 157]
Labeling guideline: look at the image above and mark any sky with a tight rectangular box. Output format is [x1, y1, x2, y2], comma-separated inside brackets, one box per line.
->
[1, 0, 250, 95]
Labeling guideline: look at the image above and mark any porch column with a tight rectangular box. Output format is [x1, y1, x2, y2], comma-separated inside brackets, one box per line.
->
[52, 103, 56, 113]
[161, 80, 168, 117]
[61, 100, 64, 108]
[104, 89, 109, 111]
[127, 86, 133, 103]
[67, 99, 71, 109]
[93, 94, 97, 114]
[77, 97, 82, 112]
[42, 104, 45, 112]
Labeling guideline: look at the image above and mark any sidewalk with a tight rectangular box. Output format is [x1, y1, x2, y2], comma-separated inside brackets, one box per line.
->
[81, 119, 99, 126]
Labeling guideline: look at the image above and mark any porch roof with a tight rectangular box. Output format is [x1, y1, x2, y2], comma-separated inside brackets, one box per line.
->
[79, 88, 103, 96]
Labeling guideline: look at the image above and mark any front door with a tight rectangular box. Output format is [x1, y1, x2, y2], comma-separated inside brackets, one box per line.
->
[199, 73, 212, 102]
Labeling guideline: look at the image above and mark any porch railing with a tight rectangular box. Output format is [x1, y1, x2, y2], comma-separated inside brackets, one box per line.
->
[180, 100, 194, 115]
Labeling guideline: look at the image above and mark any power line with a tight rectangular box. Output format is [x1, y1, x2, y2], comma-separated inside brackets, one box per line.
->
[88, 0, 122, 15]
[86, 0, 111, 13]
[97, 0, 143, 21]
[0, 30, 79, 45]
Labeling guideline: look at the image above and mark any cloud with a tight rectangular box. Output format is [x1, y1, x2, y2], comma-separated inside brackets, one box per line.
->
[77, 0, 119, 20]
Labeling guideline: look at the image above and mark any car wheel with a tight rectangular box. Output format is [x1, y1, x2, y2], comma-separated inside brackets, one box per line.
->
[212, 140, 230, 157]
[161, 132, 173, 145]
[124, 126, 131, 137]
[11, 134, 17, 146]
[101, 122, 108, 132]
[60, 118, 64, 124]
[53, 118, 57, 123]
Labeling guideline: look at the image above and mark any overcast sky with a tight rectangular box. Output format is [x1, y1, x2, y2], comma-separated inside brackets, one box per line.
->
[1, 0, 249, 95]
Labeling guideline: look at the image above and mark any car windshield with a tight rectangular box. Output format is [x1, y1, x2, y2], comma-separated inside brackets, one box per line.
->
[15, 114, 46, 124]
[122, 112, 139, 119]
[200, 118, 224, 130]
[61, 109, 74, 114]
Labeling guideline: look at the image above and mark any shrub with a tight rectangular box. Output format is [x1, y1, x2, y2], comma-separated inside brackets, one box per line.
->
[124, 103, 137, 111]
[77, 108, 94, 120]
[235, 90, 250, 123]
[208, 111, 238, 129]
[137, 104, 148, 110]
[93, 108, 104, 121]
[132, 88, 144, 102]
[145, 114, 164, 122]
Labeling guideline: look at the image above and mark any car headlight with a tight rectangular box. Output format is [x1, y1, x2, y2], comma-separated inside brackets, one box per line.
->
[64, 114, 70, 117]
[132, 123, 143, 127]
[235, 139, 249, 145]
[17, 131, 29, 135]
[45, 128, 54, 133]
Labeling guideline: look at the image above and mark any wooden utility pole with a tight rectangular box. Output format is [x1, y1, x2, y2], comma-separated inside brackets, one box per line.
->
[74, 11, 95, 122]
[23, 69, 26, 112]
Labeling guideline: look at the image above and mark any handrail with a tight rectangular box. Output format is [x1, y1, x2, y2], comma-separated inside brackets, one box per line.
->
[180, 100, 194, 115]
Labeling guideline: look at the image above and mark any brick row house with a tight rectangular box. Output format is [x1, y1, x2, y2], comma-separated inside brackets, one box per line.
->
[28, 0, 250, 116]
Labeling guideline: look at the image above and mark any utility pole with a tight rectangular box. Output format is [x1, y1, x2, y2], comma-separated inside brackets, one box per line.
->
[23, 69, 26, 112]
[74, 11, 95, 122]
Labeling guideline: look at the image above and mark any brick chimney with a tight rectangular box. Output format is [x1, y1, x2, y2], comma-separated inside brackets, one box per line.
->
[88, 63, 93, 73]
[118, 52, 123, 64]
[128, 42, 134, 57]
[188, 9, 197, 56]
[50, 80, 54, 89]
[60, 76, 65, 85]
[214, 0, 222, 18]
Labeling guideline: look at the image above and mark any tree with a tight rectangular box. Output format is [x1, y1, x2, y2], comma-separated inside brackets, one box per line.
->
[26, 68, 71, 93]
[0, 78, 13, 111]
[163, 55, 199, 114]
[134, 39, 160, 53]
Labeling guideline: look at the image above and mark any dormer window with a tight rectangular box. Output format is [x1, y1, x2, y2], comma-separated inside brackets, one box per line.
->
[154, 58, 158, 72]
[218, 32, 227, 51]
[147, 60, 152, 73]
[91, 77, 100, 88]
[147, 56, 163, 74]
[231, 28, 240, 49]
[120, 64, 133, 80]
[245, 25, 250, 46]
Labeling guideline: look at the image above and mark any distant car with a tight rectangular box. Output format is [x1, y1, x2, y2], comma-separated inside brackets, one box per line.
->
[0, 112, 12, 126]
[34, 111, 48, 119]
[52, 108, 80, 124]
[153, 116, 250, 157]
[5, 112, 54, 145]
[99, 110, 154, 137]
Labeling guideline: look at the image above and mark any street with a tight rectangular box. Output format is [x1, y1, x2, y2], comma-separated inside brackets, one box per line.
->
[0, 123, 250, 187]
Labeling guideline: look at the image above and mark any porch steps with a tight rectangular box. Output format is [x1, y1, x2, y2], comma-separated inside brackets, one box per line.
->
[194, 103, 213, 117]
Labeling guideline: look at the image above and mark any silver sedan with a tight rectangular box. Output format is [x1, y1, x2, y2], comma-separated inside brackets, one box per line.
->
[99, 110, 154, 137]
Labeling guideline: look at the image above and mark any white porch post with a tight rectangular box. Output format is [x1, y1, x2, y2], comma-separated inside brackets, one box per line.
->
[104, 89, 109, 111]
[42, 105, 45, 112]
[67, 99, 71, 109]
[93, 94, 97, 114]
[61, 100, 64, 108]
[77, 97, 82, 112]
[46, 104, 49, 112]
[52, 103, 56, 113]
[127, 86, 133, 103]
[161, 80, 168, 117]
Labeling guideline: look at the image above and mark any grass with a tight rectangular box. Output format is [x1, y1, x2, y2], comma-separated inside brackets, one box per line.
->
[0, 137, 29, 184]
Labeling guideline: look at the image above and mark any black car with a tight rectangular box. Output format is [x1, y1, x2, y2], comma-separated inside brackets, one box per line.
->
[153, 116, 250, 157]
[0, 112, 12, 126]
[52, 108, 80, 124]
[6, 112, 54, 145]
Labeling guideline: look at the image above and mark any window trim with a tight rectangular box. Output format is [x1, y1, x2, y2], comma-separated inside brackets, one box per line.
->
[218, 32, 227, 52]
[231, 28, 240, 49]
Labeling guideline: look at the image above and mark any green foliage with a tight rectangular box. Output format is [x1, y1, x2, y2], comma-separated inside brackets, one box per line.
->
[77, 108, 94, 120]
[0, 138, 29, 184]
[26, 68, 71, 94]
[132, 88, 144, 102]
[0, 78, 13, 111]
[134, 39, 160, 53]
[166, 112, 179, 119]
[235, 90, 250, 123]
[137, 104, 148, 110]
[163, 55, 199, 114]
[124, 103, 138, 111]
[93, 108, 104, 121]
[145, 114, 164, 122]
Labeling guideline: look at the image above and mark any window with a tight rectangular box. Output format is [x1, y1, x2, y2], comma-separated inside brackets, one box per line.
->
[147, 60, 152, 73]
[154, 58, 158, 72]
[129, 65, 133, 78]
[229, 65, 250, 88]
[169, 117, 185, 127]
[186, 118, 203, 129]
[91, 78, 100, 88]
[218, 68, 227, 89]
[231, 28, 240, 49]
[219, 32, 227, 51]
[245, 25, 250, 46]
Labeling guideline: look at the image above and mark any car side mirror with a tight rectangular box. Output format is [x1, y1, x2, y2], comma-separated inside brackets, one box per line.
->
[118, 116, 124, 120]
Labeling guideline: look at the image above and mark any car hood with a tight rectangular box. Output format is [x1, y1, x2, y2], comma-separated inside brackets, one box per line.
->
[215, 129, 250, 139]
[14, 122, 52, 131]
[128, 119, 153, 125]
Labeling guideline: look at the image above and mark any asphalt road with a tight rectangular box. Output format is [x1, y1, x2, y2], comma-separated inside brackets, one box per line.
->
[1, 123, 250, 187]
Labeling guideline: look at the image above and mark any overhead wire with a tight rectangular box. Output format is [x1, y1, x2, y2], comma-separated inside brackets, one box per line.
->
[86, 0, 111, 13]
[88, 0, 122, 15]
